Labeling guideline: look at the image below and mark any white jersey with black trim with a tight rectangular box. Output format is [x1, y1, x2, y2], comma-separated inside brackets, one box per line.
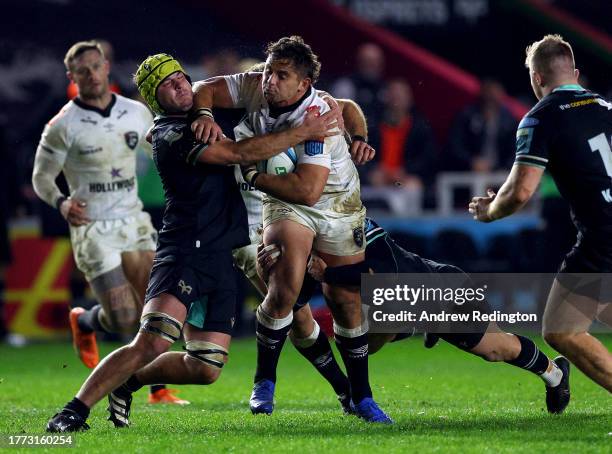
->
[224, 72, 362, 215]
[36, 94, 153, 220]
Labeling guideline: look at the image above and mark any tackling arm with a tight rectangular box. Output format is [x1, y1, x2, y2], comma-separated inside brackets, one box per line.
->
[470, 164, 544, 222]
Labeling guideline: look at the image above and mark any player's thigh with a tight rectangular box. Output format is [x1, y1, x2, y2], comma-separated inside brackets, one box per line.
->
[90, 265, 141, 331]
[543, 278, 599, 334]
[232, 242, 267, 297]
[121, 249, 155, 301]
[263, 219, 314, 302]
[596, 302, 612, 327]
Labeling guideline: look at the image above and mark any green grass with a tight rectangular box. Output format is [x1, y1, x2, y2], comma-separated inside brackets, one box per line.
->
[0, 336, 610, 453]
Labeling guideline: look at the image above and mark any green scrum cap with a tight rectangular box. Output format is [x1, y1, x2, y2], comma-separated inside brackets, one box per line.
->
[135, 53, 187, 114]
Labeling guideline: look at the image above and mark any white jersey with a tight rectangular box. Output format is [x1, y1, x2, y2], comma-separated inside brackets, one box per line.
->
[36, 94, 153, 220]
[233, 122, 263, 228]
[224, 72, 362, 215]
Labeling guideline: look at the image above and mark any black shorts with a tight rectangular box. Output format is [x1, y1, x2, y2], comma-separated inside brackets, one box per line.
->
[145, 249, 237, 334]
[557, 237, 612, 300]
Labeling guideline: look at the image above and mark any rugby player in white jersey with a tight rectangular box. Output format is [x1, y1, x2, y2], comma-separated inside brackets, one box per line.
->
[32, 41, 186, 404]
[230, 82, 376, 414]
[192, 36, 391, 423]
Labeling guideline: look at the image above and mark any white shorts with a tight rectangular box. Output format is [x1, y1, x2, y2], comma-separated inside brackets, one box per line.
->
[262, 199, 366, 256]
[232, 224, 262, 280]
[70, 211, 157, 281]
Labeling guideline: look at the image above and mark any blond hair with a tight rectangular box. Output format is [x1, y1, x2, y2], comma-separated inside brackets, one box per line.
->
[64, 41, 105, 71]
[525, 34, 575, 77]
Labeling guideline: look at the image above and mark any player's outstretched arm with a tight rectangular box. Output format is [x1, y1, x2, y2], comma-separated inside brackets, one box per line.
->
[469, 164, 544, 222]
[191, 77, 235, 143]
[196, 109, 338, 166]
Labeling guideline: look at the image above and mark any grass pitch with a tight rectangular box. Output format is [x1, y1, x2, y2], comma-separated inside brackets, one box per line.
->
[0, 336, 610, 453]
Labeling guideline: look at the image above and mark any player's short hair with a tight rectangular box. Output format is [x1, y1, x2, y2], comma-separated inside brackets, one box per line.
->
[64, 40, 105, 71]
[265, 36, 321, 83]
[525, 34, 575, 76]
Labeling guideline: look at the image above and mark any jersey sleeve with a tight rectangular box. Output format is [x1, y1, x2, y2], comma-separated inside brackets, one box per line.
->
[223, 72, 261, 108]
[295, 136, 334, 169]
[155, 123, 208, 167]
[514, 113, 550, 169]
[37, 117, 69, 165]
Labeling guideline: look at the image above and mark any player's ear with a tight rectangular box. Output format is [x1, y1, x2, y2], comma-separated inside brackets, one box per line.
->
[66, 70, 74, 82]
[298, 77, 312, 94]
[574, 68, 580, 81]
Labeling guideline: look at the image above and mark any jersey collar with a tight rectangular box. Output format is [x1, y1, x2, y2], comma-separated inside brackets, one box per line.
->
[552, 84, 585, 92]
[73, 94, 117, 118]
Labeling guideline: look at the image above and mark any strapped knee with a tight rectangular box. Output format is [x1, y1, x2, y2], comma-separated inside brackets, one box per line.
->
[139, 311, 183, 343]
[184, 340, 228, 370]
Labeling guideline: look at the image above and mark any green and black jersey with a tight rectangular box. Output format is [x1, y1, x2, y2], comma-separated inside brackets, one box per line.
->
[515, 85, 612, 245]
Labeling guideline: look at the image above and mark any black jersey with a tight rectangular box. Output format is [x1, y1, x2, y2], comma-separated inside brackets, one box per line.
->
[151, 114, 249, 253]
[514, 85, 612, 246]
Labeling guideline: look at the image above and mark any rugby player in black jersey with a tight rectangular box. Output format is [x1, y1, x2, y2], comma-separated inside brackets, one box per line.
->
[470, 34, 612, 393]
[259, 218, 571, 412]
[46, 53, 338, 432]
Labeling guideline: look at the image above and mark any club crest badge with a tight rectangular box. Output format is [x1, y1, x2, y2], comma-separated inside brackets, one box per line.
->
[124, 131, 139, 150]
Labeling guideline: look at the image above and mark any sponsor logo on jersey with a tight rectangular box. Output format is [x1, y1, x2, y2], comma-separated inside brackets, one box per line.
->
[117, 109, 128, 119]
[124, 131, 139, 150]
[178, 280, 193, 295]
[80, 117, 98, 125]
[558, 98, 597, 111]
[110, 167, 123, 178]
[305, 139, 324, 156]
[88, 177, 135, 193]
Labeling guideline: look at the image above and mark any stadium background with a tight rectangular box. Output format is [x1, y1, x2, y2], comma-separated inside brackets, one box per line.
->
[0, 0, 610, 341]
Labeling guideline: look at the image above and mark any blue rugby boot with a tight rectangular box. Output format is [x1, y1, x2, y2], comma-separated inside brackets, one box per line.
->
[351, 397, 393, 424]
[249, 379, 275, 415]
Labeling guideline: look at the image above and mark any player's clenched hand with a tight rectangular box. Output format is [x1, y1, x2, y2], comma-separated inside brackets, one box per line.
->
[320, 94, 345, 132]
[350, 139, 375, 166]
[300, 107, 340, 141]
[307, 254, 327, 282]
[468, 189, 496, 222]
[191, 116, 223, 143]
[60, 197, 91, 226]
[256, 243, 281, 282]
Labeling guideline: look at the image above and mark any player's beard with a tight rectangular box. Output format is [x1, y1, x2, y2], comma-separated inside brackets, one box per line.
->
[80, 80, 110, 102]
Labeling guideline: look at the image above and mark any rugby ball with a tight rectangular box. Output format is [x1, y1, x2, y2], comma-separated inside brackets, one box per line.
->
[257, 147, 297, 175]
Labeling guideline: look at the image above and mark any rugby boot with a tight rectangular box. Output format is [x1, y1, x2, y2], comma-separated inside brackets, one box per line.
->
[351, 397, 394, 424]
[69, 307, 99, 369]
[148, 388, 190, 405]
[46, 410, 90, 432]
[249, 379, 275, 415]
[546, 356, 571, 414]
